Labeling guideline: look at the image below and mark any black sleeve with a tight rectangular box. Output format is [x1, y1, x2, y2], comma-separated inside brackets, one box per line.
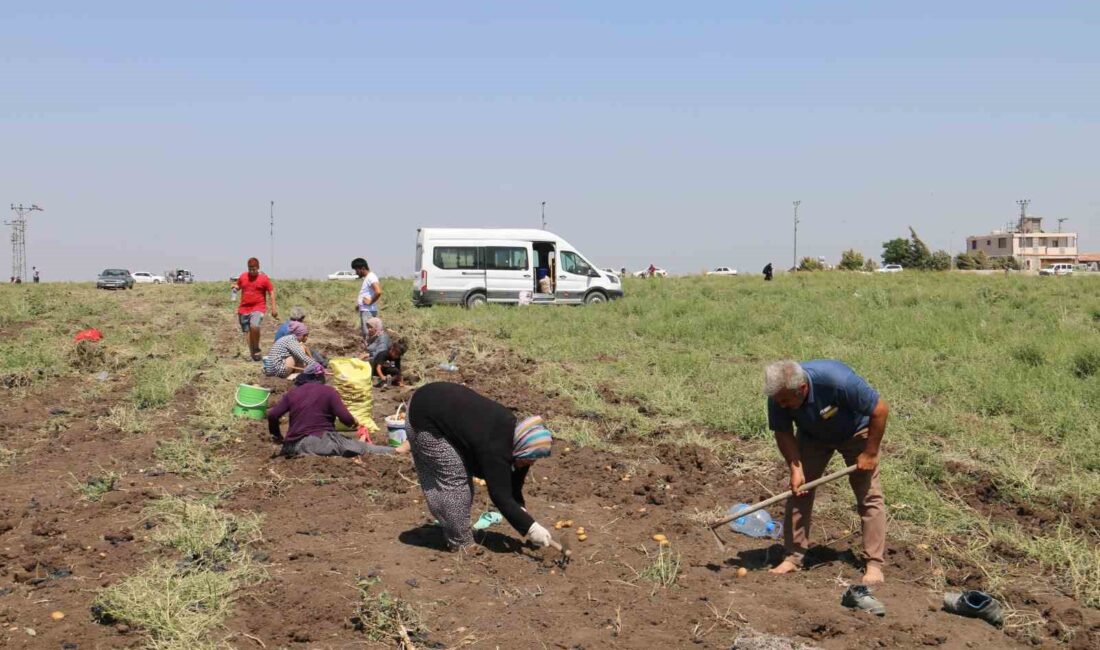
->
[480, 453, 535, 535]
[511, 464, 529, 508]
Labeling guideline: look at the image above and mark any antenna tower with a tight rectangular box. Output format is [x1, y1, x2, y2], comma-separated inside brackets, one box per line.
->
[6, 204, 42, 282]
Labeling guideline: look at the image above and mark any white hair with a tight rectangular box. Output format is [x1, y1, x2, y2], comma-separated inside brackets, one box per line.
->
[763, 360, 807, 397]
[289, 306, 307, 321]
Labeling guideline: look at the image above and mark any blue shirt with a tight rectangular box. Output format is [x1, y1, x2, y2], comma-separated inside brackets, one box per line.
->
[767, 360, 879, 443]
[273, 320, 291, 342]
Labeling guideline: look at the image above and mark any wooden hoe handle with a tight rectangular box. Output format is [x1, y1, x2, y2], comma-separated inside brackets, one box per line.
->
[708, 464, 858, 530]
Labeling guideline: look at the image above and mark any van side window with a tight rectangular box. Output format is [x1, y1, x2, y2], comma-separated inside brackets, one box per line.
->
[433, 246, 479, 270]
[560, 251, 592, 275]
[484, 247, 528, 271]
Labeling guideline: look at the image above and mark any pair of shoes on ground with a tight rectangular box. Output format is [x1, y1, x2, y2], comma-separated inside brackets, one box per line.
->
[842, 586, 1004, 626]
[943, 590, 1004, 627]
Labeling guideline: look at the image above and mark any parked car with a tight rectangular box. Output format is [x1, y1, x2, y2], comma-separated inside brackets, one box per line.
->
[328, 270, 358, 281]
[877, 264, 903, 273]
[132, 271, 165, 284]
[412, 227, 623, 307]
[1039, 263, 1074, 276]
[633, 268, 668, 278]
[97, 269, 135, 290]
[168, 269, 195, 284]
[706, 266, 738, 276]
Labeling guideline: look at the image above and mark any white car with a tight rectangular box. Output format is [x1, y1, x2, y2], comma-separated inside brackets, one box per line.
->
[633, 267, 668, 278]
[877, 264, 903, 273]
[327, 270, 358, 281]
[1039, 263, 1073, 276]
[131, 271, 165, 284]
[706, 266, 738, 276]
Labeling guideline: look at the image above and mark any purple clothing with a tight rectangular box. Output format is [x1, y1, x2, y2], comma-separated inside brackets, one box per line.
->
[267, 382, 356, 443]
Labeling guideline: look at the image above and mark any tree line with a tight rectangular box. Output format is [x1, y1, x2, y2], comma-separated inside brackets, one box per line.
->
[797, 227, 1019, 271]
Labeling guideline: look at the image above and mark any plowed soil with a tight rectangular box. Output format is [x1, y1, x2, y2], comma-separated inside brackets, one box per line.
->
[0, 292, 1096, 649]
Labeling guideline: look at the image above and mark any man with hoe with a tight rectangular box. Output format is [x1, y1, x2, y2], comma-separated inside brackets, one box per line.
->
[234, 257, 278, 361]
[763, 359, 889, 585]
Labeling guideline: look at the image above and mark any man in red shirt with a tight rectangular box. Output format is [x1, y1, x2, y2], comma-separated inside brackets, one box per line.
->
[234, 257, 278, 360]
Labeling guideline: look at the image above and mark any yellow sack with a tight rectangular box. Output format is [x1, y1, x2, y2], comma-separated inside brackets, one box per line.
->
[329, 357, 379, 432]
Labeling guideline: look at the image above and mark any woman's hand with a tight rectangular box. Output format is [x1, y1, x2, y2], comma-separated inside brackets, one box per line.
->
[526, 522, 553, 548]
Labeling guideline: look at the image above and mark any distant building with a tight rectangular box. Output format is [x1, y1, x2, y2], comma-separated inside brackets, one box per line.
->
[965, 215, 1078, 271]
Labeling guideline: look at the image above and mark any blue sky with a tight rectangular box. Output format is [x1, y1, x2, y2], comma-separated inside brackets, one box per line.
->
[2, 2, 1097, 280]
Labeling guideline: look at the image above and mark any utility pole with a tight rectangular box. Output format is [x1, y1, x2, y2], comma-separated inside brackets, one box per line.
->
[1057, 218, 1068, 232]
[792, 200, 801, 269]
[6, 204, 42, 282]
[541, 201, 546, 230]
[269, 201, 275, 278]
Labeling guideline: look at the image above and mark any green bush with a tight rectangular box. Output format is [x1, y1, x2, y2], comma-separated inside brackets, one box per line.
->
[838, 249, 865, 270]
[797, 257, 824, 271]
[1072, 349, 1100, 378]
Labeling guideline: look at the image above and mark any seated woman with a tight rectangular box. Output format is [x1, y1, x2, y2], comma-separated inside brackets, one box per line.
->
[267, 362, 406, 457]
[363, 316, 391, 359]
[273, 306, 307, 342]
[406, 382, 556, 553]
[263, 320, 313, 378]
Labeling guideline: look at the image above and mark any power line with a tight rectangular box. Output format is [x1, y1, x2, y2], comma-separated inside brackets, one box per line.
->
[6, 203, 42, 282]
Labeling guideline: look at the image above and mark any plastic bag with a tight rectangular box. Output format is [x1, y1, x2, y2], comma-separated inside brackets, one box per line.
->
[328, 357, 379, 432]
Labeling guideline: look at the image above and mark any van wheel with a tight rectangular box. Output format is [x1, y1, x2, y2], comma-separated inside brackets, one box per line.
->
[584, 291, 607, 305]
[465, 292, 487, 308]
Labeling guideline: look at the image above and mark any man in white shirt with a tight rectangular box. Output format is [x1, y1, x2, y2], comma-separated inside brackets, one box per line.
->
[352, 257, 382, 341]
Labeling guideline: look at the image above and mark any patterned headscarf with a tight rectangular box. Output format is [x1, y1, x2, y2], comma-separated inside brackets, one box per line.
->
[287, 320, 309, 340]
[294, 361, 328, 385]
[513, 415, 553, 460]
[365, 317, 383, 338]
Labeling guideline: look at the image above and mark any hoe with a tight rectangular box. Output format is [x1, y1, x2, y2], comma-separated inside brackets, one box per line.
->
[707, 464, 857, 551]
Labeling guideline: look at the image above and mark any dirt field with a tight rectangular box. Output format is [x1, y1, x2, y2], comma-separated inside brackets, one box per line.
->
[0, 284, 1096, 649]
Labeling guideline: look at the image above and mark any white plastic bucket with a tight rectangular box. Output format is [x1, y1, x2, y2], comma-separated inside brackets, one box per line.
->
[384, 403, 408, 446]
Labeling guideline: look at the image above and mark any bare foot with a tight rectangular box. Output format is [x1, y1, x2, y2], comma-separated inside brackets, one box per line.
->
[769, 559, 800, 575]
[862, 564, 885, 584]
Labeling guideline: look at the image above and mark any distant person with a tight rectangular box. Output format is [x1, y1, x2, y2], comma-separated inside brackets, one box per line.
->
[764, 360, 889, 585]
[620, 267, 627, 279]
[32, 267, 40, 283]
[274, 306, 307, 342]
[763, 263, 774, 281]
[352, 258, 382, 340]
[263, 320, 313, 379]
[363, 316, 391, 360]
[268, 362, 403, 458]
[234, 257, 278, 361]
[647, 264, 657, 278]
[373, 339, 407, 387]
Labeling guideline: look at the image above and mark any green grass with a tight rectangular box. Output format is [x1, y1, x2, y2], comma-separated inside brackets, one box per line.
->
[93, 560, 258, 650]
[634, 543, 683, 592]
[350, 576, 426, 643]
[93, 495, 264, 649]
[154, 434, 235, 479]
[145, 496, 263, 565]
[71, 470, 121, 501]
